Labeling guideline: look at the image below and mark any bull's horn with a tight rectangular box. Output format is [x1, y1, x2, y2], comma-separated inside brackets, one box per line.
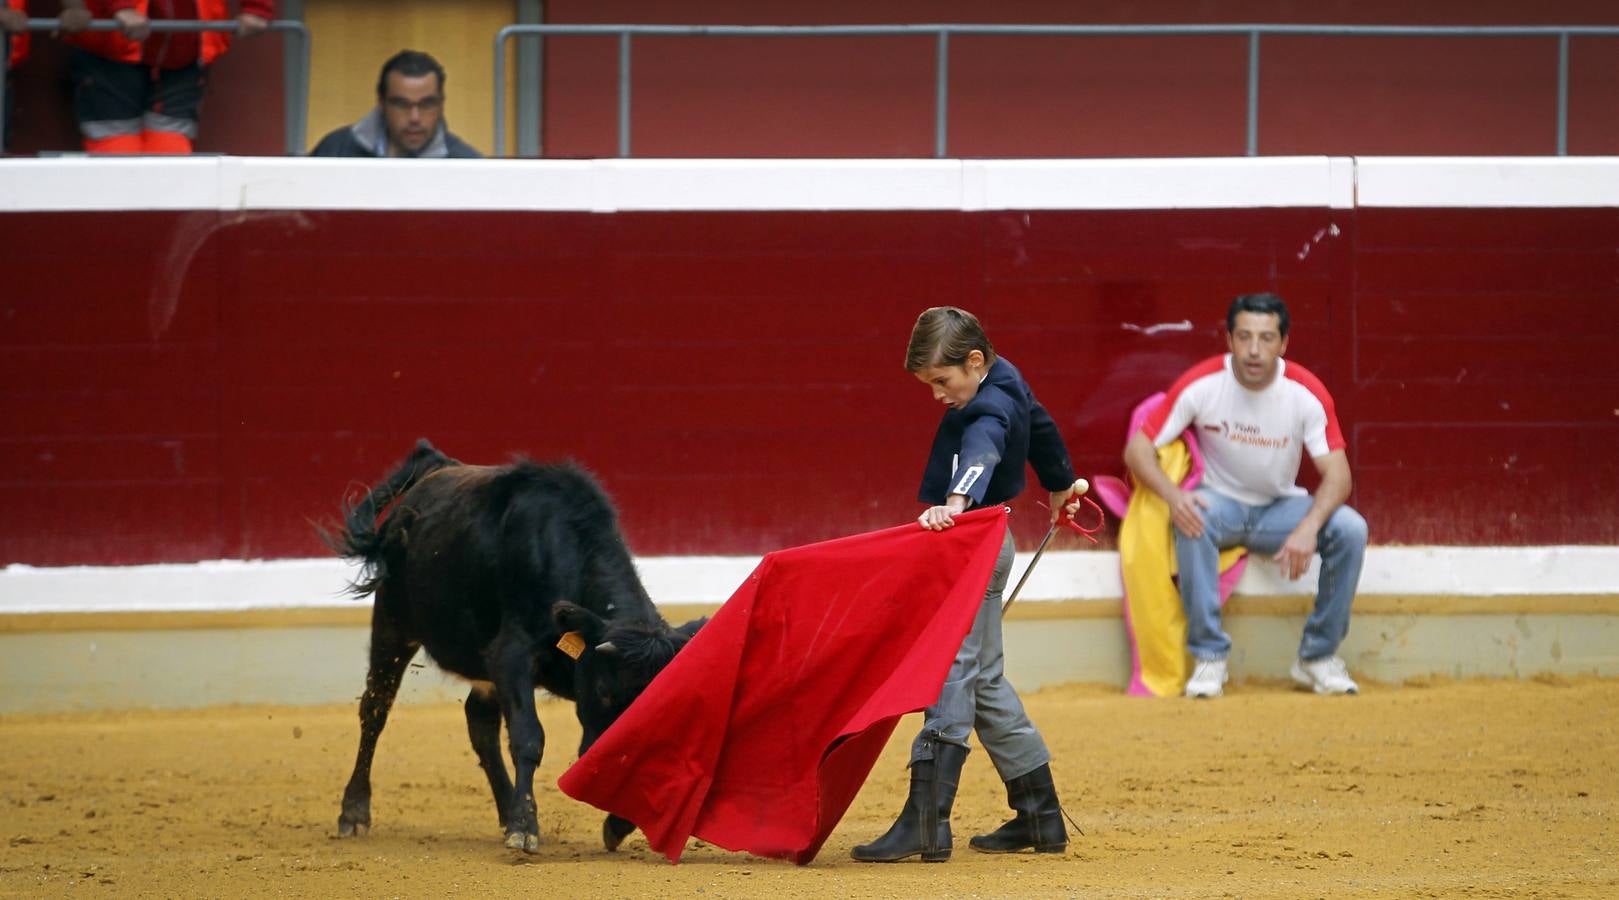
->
[595, 641, 619, 656]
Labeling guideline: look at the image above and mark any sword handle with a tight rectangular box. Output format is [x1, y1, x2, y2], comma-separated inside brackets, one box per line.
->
[1003, 480, 1108, 617]
[1056, 479, 1105, 545]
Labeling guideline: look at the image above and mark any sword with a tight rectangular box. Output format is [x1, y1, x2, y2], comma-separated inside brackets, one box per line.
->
[1001, 479, 1103, 618]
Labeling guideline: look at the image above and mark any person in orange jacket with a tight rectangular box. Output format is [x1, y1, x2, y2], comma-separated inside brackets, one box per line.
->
[2, 1, 30, 70]
[62, 0, 274, 153]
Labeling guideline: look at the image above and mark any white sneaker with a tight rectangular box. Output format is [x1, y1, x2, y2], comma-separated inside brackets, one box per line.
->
[1291, 656, 1359, 695]
[1184, 659, 1228, 699]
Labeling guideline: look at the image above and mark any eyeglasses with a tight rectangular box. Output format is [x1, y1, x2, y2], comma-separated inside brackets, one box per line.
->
[384, 96, 443, 113]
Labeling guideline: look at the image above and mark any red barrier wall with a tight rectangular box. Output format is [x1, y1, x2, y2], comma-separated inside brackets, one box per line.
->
[4, 176, 1616, 566]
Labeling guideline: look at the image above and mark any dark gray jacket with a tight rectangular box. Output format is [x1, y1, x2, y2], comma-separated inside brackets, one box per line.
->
[309, 108, 482, 158]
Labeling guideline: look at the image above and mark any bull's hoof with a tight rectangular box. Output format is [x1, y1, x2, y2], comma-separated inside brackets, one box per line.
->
[603, 815, 637, 852]
[337, 819, 368, 838]
[505, 831, 541, 853]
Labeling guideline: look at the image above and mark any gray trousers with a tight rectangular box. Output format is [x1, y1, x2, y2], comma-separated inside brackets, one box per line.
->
[910, 529, 1051, 781]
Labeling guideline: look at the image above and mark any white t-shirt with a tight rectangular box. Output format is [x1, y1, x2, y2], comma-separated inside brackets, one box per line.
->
[1141, 354, 1346, 506]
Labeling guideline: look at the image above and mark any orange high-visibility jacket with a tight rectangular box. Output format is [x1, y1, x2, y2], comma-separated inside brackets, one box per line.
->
[5, 0, 28, 70]
[66, 0, 275, 69]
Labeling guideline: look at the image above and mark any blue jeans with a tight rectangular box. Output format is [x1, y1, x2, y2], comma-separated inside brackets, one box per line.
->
[1174, 490, 1368, 662]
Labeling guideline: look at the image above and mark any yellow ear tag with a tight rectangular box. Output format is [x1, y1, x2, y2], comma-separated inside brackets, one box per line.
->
[556, 631, 586, 660]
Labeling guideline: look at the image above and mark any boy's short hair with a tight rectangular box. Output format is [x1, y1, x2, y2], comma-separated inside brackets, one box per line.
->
[1226, 292, 1290, 337]
[906, 306, 996, 371]
[377, 50, 446, 99]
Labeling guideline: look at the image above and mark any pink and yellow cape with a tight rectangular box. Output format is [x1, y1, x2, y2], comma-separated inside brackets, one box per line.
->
[1090, 394, 1248, 698]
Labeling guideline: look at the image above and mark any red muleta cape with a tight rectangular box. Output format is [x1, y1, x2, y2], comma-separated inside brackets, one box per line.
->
[558, 507, 1010, 864]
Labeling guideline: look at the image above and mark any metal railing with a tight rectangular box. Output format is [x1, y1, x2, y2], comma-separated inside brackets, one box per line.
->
[493, 23, 1619, 159]
[3, 18, 310, 156]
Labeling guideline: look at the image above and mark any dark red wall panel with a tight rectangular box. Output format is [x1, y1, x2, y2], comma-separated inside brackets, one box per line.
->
[1346, 207, 1619, 545]
[948, 35, 1250, 159]
[1257, 37, 1557, 157]
[540, 1, 1619, 159]
[3, 203, 1617, 566]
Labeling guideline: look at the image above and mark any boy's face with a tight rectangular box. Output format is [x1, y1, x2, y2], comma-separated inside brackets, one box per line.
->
[915, 350, 987, 410]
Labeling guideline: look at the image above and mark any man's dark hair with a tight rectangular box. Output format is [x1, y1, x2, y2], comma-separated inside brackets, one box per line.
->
[376, 50, 446, 99]
[1226, 292, 1290, 337]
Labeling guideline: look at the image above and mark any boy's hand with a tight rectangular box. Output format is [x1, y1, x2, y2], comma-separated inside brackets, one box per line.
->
[1048, 478, 1090, 523]
[917, 505, 956, 530]
[918, 493, 970, 531]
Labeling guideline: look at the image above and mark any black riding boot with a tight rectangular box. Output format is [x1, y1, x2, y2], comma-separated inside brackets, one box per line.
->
[968, 762, 1068, 853]
[850, 741, 968, 862]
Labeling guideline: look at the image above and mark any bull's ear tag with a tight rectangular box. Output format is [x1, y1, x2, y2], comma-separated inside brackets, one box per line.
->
[557, 631, 586, 660]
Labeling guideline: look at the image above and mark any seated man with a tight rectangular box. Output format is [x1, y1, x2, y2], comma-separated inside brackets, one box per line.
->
[1123, 292, 1368, 699]
[311, 49, 480, 158]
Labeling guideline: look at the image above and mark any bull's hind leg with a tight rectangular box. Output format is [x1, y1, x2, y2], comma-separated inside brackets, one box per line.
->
[490, 629, 545, 852]
[338, 614, 419, 837]
[464, 683, 515, 831]
[604, 814, 638, 851]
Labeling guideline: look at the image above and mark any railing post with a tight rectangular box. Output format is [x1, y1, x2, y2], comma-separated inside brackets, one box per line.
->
[1, 32, 10, 152]
[618, 31, 632, 158]
[1556, 31, 1569, 156]
[517, 0, 543, 158]
[493, 27, 509, 157]
[934, 30, 949, 159]
[1246, 30, 1260, 157]
[281, 22, 310, 156]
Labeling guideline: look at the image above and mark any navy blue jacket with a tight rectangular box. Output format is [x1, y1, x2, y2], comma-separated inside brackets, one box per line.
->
[917, 357, 1077, 507]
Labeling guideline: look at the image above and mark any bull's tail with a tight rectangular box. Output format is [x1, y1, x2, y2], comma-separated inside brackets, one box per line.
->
[323, 439, 457, 596]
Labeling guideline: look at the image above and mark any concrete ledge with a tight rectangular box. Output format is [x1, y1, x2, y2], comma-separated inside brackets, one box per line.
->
[4, 548, 1615, 712]
[3, 605, 1615, 714]
[5, 593, 1619, 633]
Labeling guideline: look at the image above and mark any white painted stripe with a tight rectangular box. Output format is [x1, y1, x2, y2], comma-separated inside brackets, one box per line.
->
[2, 546, 1613, 616]
[1355, 156, 1619, 208]
[962, 157, 1353, 210]
[0, 157, 223, 211]
[593, 159, 965, 211]
[8, 156, 1612, 214]
[235, 157, 599, 210]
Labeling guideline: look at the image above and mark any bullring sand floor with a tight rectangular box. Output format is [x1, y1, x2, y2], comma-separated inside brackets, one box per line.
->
[2, 677, 1614, 898]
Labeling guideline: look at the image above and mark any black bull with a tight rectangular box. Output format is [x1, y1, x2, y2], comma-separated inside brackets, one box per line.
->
[325, 440, 703, 852]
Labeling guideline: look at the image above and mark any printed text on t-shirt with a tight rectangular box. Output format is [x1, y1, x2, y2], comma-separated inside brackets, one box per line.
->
[1219, 420, 1291, 449]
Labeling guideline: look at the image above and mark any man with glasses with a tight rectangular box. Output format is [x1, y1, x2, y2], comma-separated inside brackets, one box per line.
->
[311, 49, 480, 158]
